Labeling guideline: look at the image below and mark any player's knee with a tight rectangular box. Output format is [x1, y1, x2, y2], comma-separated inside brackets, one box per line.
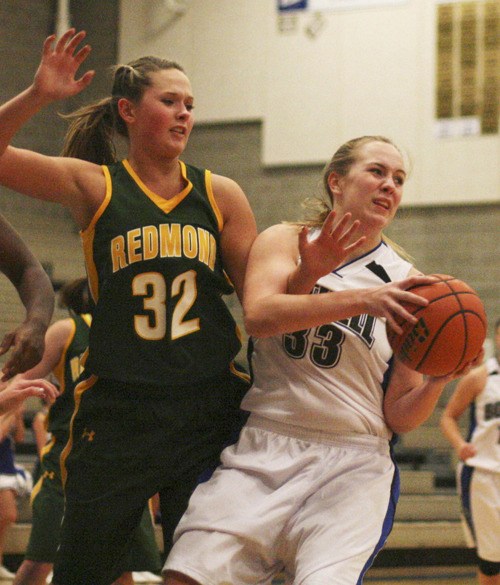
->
[478, 557, 500, 577]
[0, 507, 17, 525]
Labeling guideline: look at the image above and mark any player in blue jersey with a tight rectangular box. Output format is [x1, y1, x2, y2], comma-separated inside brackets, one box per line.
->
[0, 407, 31, 580]
[164, 136, 483, 585]
[441, 318, 500, 585]
[0, 29, 256, 585]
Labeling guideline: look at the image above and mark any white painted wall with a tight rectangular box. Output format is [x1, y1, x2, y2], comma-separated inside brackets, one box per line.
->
[119, 0, 499, 205]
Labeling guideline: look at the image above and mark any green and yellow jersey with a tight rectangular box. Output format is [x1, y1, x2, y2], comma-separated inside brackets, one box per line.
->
[81, 160, 241, 386]
[48, 313, 91, 441]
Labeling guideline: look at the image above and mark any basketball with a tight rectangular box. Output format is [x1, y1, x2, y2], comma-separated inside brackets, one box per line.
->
[387, 274, 487, 377]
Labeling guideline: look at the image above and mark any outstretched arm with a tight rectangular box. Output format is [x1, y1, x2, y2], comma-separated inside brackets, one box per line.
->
[0, 30, 104, 227]
[0, 29, 94, 160]
[0, 215, 54, 380]
[0, 318, 70, 414]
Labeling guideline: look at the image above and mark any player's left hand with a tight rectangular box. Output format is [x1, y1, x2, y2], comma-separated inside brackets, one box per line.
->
[0, 378, 59, 414]
[298, 211, 366, 282]
[426, 348, 485, 384]
[0, 320, 46, 381]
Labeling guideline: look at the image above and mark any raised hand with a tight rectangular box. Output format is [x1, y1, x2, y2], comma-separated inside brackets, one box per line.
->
[32, 29, 95, 103]
[458, 442, 477, 461]
[298, 211, 366, 282]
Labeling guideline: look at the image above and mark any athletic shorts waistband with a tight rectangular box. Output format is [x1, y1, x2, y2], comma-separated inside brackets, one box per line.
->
[246, 414, 391, 454]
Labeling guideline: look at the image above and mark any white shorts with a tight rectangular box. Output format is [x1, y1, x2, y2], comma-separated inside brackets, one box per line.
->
[0, 466, 32, 497]
[458, 464, 500, 562]
[164, 416, 398, 585]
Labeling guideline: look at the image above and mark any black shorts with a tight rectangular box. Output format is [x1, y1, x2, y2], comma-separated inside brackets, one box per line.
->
[27, 437, 161, 571]
[53, 365, 250, 585]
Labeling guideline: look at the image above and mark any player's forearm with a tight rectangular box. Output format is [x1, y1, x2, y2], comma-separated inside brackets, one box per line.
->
[244, 289, 368, 338]
[0, 86, 51, 158]
[287, 259, 323, 295]
[17, 263, 54, 328]
[384, 377, 447, 434]
[440, 415, 466, 453]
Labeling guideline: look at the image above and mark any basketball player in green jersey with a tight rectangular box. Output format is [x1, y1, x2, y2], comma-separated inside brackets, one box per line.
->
[13, 278, 163, 585]
[0, 29, 256, 584]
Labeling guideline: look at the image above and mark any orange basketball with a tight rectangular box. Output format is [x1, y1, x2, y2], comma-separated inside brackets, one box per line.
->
[387, 274, 487, 377]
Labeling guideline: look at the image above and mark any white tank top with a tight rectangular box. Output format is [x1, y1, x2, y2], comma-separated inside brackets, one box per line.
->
[242, 242, 412, 441]
[465, 356, 500, 473]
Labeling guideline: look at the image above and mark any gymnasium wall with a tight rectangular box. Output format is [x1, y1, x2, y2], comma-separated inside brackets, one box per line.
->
[119, 0, 499, 206]
[119, 0, 499, 337]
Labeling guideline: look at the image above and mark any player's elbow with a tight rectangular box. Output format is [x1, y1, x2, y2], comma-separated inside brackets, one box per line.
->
[391, 422, 418, 435]
[384, 408, 421, 435]
[243, 307, 276, 338]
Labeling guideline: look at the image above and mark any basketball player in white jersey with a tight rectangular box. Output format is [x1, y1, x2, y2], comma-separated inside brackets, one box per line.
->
[441, 318, 500, 585]
[164, 136, 483, 585]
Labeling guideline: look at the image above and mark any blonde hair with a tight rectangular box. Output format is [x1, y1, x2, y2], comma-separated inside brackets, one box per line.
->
[61, 57, 184, 164]
[294, 136, 413, 261]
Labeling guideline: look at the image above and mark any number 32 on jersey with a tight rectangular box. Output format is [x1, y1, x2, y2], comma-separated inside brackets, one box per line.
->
[132, 270, 200, 341]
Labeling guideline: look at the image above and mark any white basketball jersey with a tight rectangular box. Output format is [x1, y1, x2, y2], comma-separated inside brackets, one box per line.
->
[465, 357, 500, 473]
[242, 242, 412, 440]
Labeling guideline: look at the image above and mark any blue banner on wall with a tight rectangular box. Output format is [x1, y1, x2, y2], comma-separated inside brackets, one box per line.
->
[278, 0, 407, 11]
[277, 0, 308, 11]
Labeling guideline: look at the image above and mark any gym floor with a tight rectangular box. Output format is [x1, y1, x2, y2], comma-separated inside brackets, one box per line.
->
[365, 566, 477, 584]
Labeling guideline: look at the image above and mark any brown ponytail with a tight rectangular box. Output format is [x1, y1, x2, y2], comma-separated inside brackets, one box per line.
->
[60, 97, 117, 164]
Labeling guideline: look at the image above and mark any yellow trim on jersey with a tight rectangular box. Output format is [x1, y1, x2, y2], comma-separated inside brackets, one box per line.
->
[81, 227, 99, 303]
[30, 474, 44, 505]
[82, 166, 113, 234]
[205, 169, 234, 287]
[80, 166, 113, 303]
[40, 435, 56, 458]
[52, 319, 77, 393]
[30, 436, 57, 505]
[81, 313, 92, 328]
[230, 361, 251, 384]
[204, 169, 223, 232]
[80, 347, 89, 368]
[60, 374, 98, 488]
[122, 159, 192, 213]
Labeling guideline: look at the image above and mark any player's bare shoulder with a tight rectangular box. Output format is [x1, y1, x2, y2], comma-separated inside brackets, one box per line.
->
[210, 173, 255, 230]
[210, 173, 247, 205]
[262, 222, 301, 243]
